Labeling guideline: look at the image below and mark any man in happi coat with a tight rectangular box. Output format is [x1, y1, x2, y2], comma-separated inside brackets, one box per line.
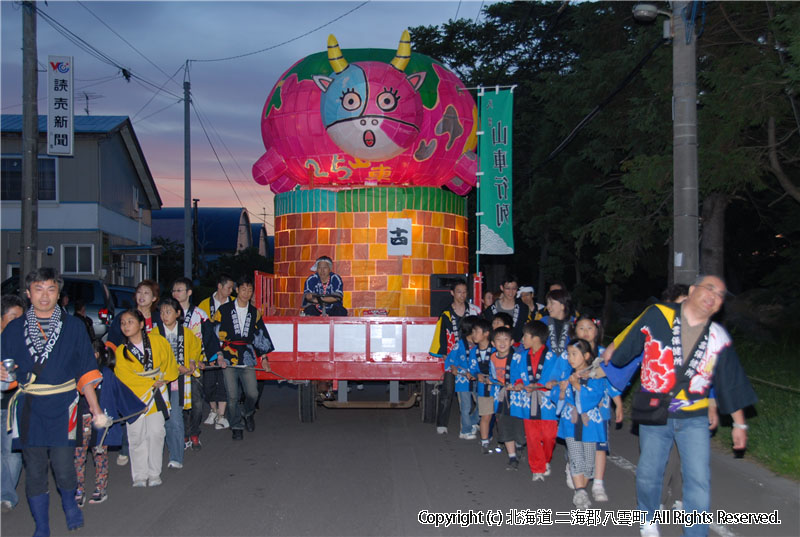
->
[603, 275, 757, 537]
[1, 268, 107, 536]
[212, 274, 274, 440]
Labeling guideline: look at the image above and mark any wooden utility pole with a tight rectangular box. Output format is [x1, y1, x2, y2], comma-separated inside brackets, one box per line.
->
[183, 71, 193, 279]
[21, 0, 39, 279]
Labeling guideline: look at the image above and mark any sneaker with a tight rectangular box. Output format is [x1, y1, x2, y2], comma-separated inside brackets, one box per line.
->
[75, 493, 85, 508]
[148, 477, 162, 487]
[572, 489, 591, 509]
[640, 521, 660, 537]
[531, 473, 545, 482]
[592, 483, 609, 502]
[190, 435, 202, 451]
[167, 461, 183, 469]
[204, 410, 218, 425]
[215, 416, 230, 430]
[481, 442, 492, 455]
[565, 463, 574, 489]
[132, 480, 147, 488]
[116, 454, 129, 466]
[184, 438, 192, 450]
[436, 426, 447, 434]
[458, 432, 477, 440]
[88, 491, 107, 504]
[1, 500, 13, 513]
[506, 456, 519, 471]
[544, 462, 551, 477]
[471, 423, 479, 434]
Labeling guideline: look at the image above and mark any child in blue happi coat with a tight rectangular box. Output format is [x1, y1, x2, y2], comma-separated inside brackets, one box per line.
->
[468, 318, 496, 453]
[444, 316, 480, 440]
[572, 316, 622, 502]
[551, 339, 608, 509]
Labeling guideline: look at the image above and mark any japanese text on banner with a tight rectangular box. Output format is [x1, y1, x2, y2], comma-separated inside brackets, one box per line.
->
[478, 90, 513, 254]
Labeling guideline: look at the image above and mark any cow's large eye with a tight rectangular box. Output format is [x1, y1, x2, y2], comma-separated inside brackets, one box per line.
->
[376, 90, 399, 112]
[340, 89, 362, 111]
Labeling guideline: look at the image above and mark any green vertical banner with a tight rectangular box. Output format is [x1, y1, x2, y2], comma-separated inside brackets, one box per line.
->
[478, 89, 514, 254]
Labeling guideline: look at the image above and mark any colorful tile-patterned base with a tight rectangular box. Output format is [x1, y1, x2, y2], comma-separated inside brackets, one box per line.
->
[273, 187, 468, 317]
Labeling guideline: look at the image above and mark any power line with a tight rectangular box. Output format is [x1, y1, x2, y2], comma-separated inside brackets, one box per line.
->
[76, 1, 181, 89]
[1, 74, 123, 111]
[190, 96, 272, 211]
[34, 5, 183, 102]
[190, 100, 247, 210]
[190, 96, 271, 209]
[131, 64, 185, 120]
[532, 36, 668, 173]
[132, 99, 182, 124]
[188, 1, 370, 63]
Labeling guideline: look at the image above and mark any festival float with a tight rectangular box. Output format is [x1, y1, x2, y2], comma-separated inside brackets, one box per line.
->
[249, 31, 510, 421]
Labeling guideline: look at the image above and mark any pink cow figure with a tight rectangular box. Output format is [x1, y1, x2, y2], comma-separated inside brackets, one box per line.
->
[252, 31, 477, 195]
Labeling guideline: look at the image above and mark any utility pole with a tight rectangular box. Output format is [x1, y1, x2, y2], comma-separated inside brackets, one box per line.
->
[21, 0, 39, 280]
[183, 69, 193, 279]
[671, 1, 699, 285]
[192, 198, 199, 277]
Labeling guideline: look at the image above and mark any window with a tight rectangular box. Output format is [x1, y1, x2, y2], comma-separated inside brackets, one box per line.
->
[62, 244, 94, 274]
[1, 157, 57, 201]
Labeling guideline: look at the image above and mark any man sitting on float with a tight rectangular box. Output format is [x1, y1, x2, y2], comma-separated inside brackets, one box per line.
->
[302, 256, 347, 316]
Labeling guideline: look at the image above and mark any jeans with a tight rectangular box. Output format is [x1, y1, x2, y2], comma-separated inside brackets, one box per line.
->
[222, 367, 258, 430]
[637, 416, 711, 537]
[436, 372, 455, 428]
[456, 391, 478, 435]
[165, 388, 185, 464]
[1, 408, 23, 506]
[23, 446, 76, 497]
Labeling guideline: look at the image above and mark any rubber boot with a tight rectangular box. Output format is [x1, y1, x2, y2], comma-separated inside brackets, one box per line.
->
[27, 493, 50, 537]
[57, 488, 84, 531]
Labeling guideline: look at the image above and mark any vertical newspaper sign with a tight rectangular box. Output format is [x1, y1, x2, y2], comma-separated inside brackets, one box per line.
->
[477, 89, 513, 254]
[47, 55, 74, 156]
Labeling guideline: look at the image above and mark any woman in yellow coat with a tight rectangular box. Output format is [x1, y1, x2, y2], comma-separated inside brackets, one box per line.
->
[114, 309, 179, 488]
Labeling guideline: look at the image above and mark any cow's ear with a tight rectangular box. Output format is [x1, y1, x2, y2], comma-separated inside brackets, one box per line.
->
[406, 72, 426, 92]
[313, 75, 333, 93]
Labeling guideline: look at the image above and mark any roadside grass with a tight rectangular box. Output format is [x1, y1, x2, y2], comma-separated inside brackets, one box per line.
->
[717, 337, 800, 480]
[613, 336, 799, 481]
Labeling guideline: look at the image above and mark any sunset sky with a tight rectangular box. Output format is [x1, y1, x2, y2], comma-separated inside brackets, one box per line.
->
[1, 0, 490, 233]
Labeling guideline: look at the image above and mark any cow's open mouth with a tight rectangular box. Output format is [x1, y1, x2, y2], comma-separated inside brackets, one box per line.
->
[363, 130, 375, 147]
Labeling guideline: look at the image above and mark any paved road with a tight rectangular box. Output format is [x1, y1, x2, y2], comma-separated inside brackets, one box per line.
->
[2, 382, 798, 537]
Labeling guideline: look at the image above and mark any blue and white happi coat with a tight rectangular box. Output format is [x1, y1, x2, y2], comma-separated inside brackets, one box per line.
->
[551, 376, 608, 443]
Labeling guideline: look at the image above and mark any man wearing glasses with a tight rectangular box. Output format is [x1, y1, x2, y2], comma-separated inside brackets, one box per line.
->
[483, 275, 529, 343]
[603, 275, 757, 537]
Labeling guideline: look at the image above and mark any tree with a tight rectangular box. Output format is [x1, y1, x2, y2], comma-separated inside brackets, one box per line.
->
[412, 1, 800, 318]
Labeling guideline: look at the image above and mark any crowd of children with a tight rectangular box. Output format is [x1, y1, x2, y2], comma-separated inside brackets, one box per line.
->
[434, 280, 624, 510]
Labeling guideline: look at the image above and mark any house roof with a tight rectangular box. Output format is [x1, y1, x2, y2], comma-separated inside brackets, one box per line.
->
[1, 114, 161, 210]
[152, 207, 273, 256]
[1, 114, 128, 133]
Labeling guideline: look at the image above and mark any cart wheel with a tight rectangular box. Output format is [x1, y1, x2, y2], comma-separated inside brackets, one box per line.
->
[299, 381, 317, 423]
[421, 381, 438, 423]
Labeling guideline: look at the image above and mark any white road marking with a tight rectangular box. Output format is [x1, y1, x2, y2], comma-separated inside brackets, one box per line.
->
[607, 454, 737, 537]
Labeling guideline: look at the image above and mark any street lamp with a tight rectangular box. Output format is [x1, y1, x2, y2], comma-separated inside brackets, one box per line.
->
[633, 2, 699, 285]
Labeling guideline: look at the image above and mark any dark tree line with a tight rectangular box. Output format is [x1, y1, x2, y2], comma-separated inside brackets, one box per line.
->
[411, 1, 800, 321]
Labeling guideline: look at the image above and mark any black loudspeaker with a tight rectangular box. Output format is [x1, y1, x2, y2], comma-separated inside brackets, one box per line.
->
[429, 273, 471, 317]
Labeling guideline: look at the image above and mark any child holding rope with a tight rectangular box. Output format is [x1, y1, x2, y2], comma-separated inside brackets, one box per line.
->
[74, 341, 144, 505]
[114, 309, 179, 487]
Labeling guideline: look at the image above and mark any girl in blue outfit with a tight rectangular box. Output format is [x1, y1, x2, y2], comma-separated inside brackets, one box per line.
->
[572, 316, 623, 502]
[551, 339, 608, 509]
